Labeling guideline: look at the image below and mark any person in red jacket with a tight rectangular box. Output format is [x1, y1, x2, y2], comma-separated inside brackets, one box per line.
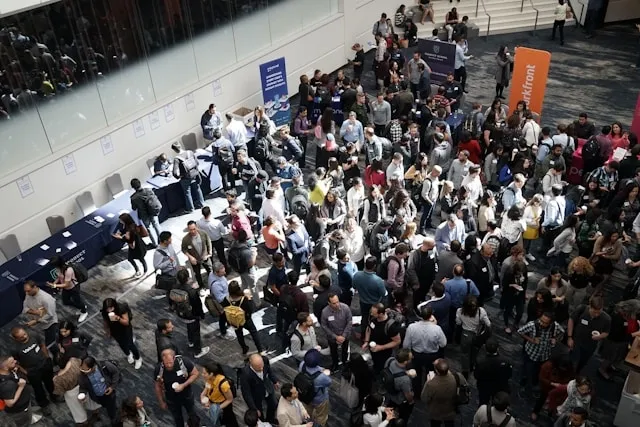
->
[531, 354, 575, 421]
[457, 130, 482, 165]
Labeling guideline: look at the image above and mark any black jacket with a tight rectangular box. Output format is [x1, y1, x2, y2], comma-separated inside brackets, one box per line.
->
[239, 356, 279, 411]
[474, 353, 512, 395]
[464, 251, 499, 300]
[78, 361, 120, 401]
[155, 331, 180, 362]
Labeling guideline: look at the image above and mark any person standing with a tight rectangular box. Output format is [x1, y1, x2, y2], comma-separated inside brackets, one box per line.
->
[403, 307, 447, 399]
[383, 349, 415, 421]
[112, 213, 148, 277]
[181, 220, 213, 290]
[584, 0, 603, 39]
[454, 36, 472, 93]
[0, 355, 41, 426]
[371, 92, 391, 137]
[517, 312, 564, 391]
[224, 281, 265, 355]
[173, 270, 210, 359]
[154, 348, 200, 427]
[286, 215, 311, 277]
[362, 303, 402, 372]
[567, 296, 611, 373]
[321, 294, 353, 372]
[240, 354, 280, 424]
[121, 395, 157, 427]
[226, 113, 249, 152]
[100, 298, 143, 370]
[277, 383, 314, 427]
[228, 229, 260, 303]
[200, 362, 239, 427]
[474, 340, 513, 405]
[551, 0, 570, 45]
[456, 295, 491, 378]
[130, 178, 162, 247]
[353, 257, 388, 337]
[10, 327, 56, 415]
[155, 319, 180, 362]
[201, 103, 223, 141]
[406, 52, 429, 101]
[422, 358, 464, 427]
[494, 46, 513, 99]
[298, 350, 332, 426]
[208, 262, 236, 341]
[47, 255, 88, 323]
[171, 141, 205, 213]
[419, 166, 442, 233]
[22, 281, 58, 359]
[197, 206, 228, 268]
[78, 356, 121, 426]
[350, 43, 366, 80]
[472, 392, 516, 427]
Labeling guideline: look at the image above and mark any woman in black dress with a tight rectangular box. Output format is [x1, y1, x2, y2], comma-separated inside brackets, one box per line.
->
[57, 319, 92, 367]
[112, 213, 147, 277]
[101, 298, 142, 369]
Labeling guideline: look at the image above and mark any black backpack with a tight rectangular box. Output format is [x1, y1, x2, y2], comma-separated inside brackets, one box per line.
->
[480, 405, 512, 427]
[255, 137, 269, 160]
[350, 410, 365, 427]
[294, 365, 321, 404]
[315, 86, 330, 104]
[169, 289, 193, 319]
[227, 246, 249, 274]
[177, 152, 200, 179]
[377, 256, 398, 281]
[454, 372, 470, 406]
[144, 190, 162, 217]
[581, 136, 601, 165]
[291, 194, 309, 221]
[219, 364, 238, 398]
[279, 291, 297, 321]
[381, 358, 406, 393]
[217, 145, 234, 168]
[69, 262, 89, 284]
[495, 186, 514, 214]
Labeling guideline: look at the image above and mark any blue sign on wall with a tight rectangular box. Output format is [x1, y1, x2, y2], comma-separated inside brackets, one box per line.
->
[259, 57, 290, 126]
[417, 39, 456, 84]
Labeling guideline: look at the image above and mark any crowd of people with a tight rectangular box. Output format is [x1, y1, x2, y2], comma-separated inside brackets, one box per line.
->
[3, 4, 640, 427]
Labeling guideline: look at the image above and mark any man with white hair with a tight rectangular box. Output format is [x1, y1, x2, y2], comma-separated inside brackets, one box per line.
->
[407, 237, 438, 309]
[420, 165, 442, 233]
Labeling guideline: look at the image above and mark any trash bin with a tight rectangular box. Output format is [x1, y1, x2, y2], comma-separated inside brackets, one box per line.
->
[614, 370, 640, 427]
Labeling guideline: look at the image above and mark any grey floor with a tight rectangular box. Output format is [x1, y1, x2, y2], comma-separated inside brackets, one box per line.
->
[2, 24, 640, 427]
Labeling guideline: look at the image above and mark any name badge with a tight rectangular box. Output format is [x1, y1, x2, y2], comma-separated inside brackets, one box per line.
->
[72, 338, 80, 343]
[580, 319, 589, 326]
[176, 370, 184, 377]
[492, 159, 498, 164]
[370, 322, 376, 329]
[466, 255, 471, 260]
[624, 202, 630, 207]
[624, 321, 629, 327]
[549, 160, 555, 165]
[482, 267, 487, 273]
[35, 346, 40, 353]
[328, 316, 335, 322]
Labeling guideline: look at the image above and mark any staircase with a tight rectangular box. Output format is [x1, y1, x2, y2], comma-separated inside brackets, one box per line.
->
[411, 0, 575, 38]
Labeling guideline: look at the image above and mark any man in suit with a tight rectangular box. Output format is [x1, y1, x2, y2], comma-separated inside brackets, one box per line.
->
[464, 243, 499, 306]
[181, 220, 212, 290]
[474, 340, 513, 405]
[239, 354, 280, 424]
[285, 215, 311, 276]
[435, 240, 463, 284]
[434, 214, 466, 252]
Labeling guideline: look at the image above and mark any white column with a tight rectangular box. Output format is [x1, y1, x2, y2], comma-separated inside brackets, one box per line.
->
[339, 0, 357, 61]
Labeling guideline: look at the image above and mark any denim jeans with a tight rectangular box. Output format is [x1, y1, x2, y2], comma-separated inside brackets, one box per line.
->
[419, 200, 435, 231]
[141, 215, 162, 246]
[180, 176, 205, 212]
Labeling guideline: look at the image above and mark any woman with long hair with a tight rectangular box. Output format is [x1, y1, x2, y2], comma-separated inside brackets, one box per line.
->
[112, 213, 147, 277]
[47, 255, 88, 323]
[611, 182, 640, 232]
[343, 215, 366, 270]
[477, 191, 496, 238]
[548, 215, 578, 270]
[100, 298, 142, 369]
[320, 189, 348, 232]
[501, 205, 526, 257]
[565, 257, 596, 310]
[582, 178, 605, 208]
[400, 222, 422, 250]
[52, 356, 89, 426]
[576, 207, 601, 258]
[200, 362, 239, 427]
[361, 186, 387, 230]
[365, 158, 386, 189]
[261, 216, 286, 256]
[610, 121, 629, 151]
[404, 152, 429, 187]
[486, 98, 508, 124]
[439, 180, 456, 220]
[522, 194, 543, 261]
[483, 144, 505, 190]
[513, 100, 528, 126]
[314, 107, 335, 168]
[494, 46, 514, 100]
[327, 157, 346, 199]
[591, 226, 622, 290]
[598, 299, 640, 379]
[346, 177, 366, 217]
[536, 267, 570, 322]
[456, 295, 491, 378]
[502, 260, 528, 333]
[57, 320, 92, 368]
[121, 395, 156, 427]
[363, 393, 396, 427]
[390, 189, 417, 223]
[305, 203, 325, 243]
[526, 288, 554, 323]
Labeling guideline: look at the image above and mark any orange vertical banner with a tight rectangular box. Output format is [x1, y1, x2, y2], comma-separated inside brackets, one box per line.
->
[508, 47, 551, 119]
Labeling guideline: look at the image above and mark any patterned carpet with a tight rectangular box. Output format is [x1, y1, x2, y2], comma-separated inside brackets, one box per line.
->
[2, 24, 640, 427]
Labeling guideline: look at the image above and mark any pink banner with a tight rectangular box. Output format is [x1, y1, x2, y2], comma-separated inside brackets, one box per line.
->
[631, 92, 640, 137]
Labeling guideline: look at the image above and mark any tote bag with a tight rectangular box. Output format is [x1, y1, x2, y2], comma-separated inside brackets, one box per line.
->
[339, 374, 359, 409]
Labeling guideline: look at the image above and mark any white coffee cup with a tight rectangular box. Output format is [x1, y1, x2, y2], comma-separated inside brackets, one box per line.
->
[201, 396, 209, 405]
[407, 369, 417, 378]
[108, 312, 116, 321]
[172, 382, 180, 390]
[369, 341, 377, 349]
[77, 393, 86, 401]
[626, 258, 633, 265]
[323, 369, 331, 376]
[592, 330, 600, 337]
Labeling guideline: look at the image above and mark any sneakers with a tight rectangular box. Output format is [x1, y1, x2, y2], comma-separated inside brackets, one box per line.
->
[218, 332, 235, 341]
[127, 353, 135, 364]
[525, 253, 536, 262]
[188, 342, 195, 348]
[31, 414, 42, 424]
[195, 346, 210, 359]
[134, 358, 143, 370]
[134, 271, 142, 278]
[78, 312, 88, 323]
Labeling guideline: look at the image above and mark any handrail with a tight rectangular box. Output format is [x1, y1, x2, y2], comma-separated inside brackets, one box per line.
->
[527, 0, 540, 34]
[476, 0, 491, 39]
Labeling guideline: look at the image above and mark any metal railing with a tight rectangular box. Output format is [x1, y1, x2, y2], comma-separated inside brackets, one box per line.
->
[527, 0, 540, 34]
[475, 0, 491, 39]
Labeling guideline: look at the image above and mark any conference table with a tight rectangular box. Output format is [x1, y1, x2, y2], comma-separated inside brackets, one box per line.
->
[0, 152, 222, 327]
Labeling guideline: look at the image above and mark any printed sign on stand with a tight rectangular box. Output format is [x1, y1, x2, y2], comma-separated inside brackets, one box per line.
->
[100, 135, 113, 155]
[417, 38, 456, 83]
[259, 57, 290, 126]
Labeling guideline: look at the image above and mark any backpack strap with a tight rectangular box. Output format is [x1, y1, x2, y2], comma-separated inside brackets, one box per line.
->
[486, 404, 493, 423]
[498, 414, 512, 427]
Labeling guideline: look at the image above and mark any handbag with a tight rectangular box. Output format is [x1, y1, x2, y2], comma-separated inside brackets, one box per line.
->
[204, 295, 224, 316]
[339, 374, 359, 409]
[136, 224, 149, 238]
[472, 309, 492, 347]
[523, 225, 539, 240]
[155, 273, 177, 291]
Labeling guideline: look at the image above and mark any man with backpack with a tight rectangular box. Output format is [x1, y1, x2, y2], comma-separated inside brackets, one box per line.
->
[382, 348, 414, 422]
[321, 294, 352, 372]
[295, 349, 332, 426]
[362, 303, 402, 372]
[212, 131, 236, 192]
[472, 391, 516, 427]
[285, 175, 309, 215]
[170, 270, 210, 359]
[154, 348, 201, 427]
[227, 230, 259, 303]
[171, 141, 205, 214]
[290, 312, 329, 361]
[234, 148, 261, 196]
[130, 178, 162, 247]
[78, 356, 121, 426]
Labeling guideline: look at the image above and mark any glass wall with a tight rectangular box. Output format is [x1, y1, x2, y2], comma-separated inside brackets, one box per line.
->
[0, 0, 339, 177]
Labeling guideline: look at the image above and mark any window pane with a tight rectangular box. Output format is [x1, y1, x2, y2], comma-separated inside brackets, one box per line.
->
[301, 0, 331, 27]
[139, 0, 198, 99]
[0, 110, 51, 176]
[190, 0, 237, 80]
[230, 0, 271, 61]
[269, 0, 303, 43]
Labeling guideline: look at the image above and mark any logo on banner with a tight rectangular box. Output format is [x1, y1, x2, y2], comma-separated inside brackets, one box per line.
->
[433, 45, 440, 54]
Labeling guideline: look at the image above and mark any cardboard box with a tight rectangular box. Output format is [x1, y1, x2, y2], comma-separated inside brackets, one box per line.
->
[231, 107, 254, 128]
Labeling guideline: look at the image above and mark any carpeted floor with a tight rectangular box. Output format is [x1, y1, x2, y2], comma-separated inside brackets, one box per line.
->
[1, 24, 640, 427]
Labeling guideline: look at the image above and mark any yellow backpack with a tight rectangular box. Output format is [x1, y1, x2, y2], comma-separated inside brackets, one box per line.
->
[224, 297, 246, 328]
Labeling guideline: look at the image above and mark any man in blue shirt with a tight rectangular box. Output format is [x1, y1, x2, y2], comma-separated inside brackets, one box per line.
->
[337, 249, 357, 307]
[298, 349, 332, 425]
[78, 357, 120, 426]
[353, 256, 387, 336]
[340, 111, 364, 146]
[208, 262, 235, 341]
[444, 264, 479, 339]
